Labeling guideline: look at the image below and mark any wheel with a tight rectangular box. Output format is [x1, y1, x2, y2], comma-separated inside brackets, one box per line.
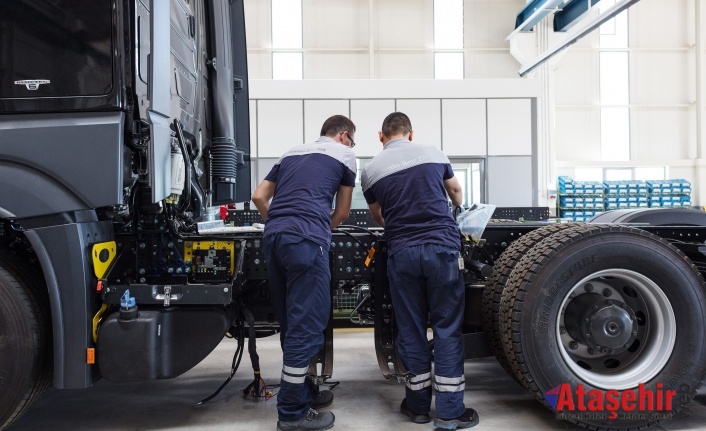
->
[481, 223, 577, 380]
[499, 225, 706, 430]
[0, 250, 52, 431]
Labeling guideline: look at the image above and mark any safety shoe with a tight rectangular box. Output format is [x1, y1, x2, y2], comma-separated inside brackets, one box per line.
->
[277, 409, 335, 431]
[400, 399, 431, 424]
[434, 408, 480, 430]
[311, 390, 334, 409]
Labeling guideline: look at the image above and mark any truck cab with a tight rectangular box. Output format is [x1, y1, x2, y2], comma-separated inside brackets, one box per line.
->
[0, 1, 252, 428]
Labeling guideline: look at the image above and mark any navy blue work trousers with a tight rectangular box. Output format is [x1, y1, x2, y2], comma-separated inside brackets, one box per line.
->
[387, 243, 466, 419]
[263, 232, 330, 421]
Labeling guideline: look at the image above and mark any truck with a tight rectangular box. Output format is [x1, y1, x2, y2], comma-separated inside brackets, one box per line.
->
[1, 1, 705, 431]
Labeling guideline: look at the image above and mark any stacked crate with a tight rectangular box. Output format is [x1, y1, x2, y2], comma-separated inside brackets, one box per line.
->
[646, 179, 692, 208]
[558, 176, 605, 222]
[603, 180, 649, 210]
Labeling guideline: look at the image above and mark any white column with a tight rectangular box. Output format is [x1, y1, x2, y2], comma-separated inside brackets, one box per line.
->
[369, 0, 375, 78]
[696, 0, 705, 205]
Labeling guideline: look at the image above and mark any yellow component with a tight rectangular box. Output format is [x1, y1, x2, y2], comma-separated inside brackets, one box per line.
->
[92, 303, 109, 343]
[183, 240, 236, 275]
[364, 246, 376, 267]
[86, 348, 96, 365]
[92, 241, 117, 279]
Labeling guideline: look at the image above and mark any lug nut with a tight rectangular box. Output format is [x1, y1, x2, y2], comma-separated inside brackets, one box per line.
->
[569, 341, 578, 350]
[587, 348, 596, 355]
[560, 326, 567, 335]
[602, 288, 612, 297]
[584, 284, 594, 292]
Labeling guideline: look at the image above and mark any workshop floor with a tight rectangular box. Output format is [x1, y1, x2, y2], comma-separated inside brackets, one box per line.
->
[7, 329, 706, 431]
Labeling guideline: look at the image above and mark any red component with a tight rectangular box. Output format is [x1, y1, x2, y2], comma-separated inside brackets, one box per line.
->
[96, 280, 104, 292]
[220, 205, 228, 221]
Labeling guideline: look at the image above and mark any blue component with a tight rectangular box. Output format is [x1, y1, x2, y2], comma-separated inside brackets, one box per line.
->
[554, 0, 602, 32]
[121, 289, 136, 309]
[515, 0, 566, 32]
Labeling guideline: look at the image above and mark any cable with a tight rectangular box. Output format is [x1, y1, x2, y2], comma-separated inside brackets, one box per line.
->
[195, 314, 246, 406]
[241, 306, 268, 400]
[348, 289, 371, 324]
[332, 228, 367, 249]
[337, 224, 378, 240]
[173, 119, 192, 213]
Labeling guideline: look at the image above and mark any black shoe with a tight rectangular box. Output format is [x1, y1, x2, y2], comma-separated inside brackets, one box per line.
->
[400, 399, 431, 424]
[311, 390, 334, 409]
[277, 409, 335, 431]
[434, 408, 479, 430]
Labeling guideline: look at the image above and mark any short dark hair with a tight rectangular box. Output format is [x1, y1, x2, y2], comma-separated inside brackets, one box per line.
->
[381, 112, 412, 137]
[320, 115, 356, 138]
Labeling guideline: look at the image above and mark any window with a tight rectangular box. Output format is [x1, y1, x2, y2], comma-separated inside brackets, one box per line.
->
[600, 52, 629, 105]
[434, 0, 464, 80]
[351, 159, 371, 210]
[435, 53, 464, 80]
[599, 1, 628, 49]
[272, 52, 303, 80]
[604, 168, 632, 181]
[601, 107, 630, 161]
[573, 167, 667, 182]
[451, 161, 484, 206]
[271, 0, 302, 49]
[0, 0, 113, 98]
[635, 167, 666, 181]
[271, 0, 302, 79]
[352, 160, 483, 209]
[575, 168, 603, 182]
[598, 4, 630, 161]
[434, 0, 463, 49]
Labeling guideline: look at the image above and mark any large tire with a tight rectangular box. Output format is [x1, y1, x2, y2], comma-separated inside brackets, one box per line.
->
[499, 225, 706, 430]
[482, 223, 579, 379]
[0, 250, 52, 431]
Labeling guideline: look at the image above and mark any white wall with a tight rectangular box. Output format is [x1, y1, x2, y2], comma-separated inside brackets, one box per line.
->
[244, 0, 523, 80]
[551, 0, 706, 204]
[248, 80, 541, 207]
[243, 0, 706, 206]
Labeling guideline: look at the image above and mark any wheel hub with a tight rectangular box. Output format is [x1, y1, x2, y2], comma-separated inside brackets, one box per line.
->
[564, 293, 636, 354]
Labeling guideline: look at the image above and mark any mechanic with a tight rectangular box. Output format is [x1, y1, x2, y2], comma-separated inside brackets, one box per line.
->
[360, 112, 479, 430]
[252, 115, 357, 431]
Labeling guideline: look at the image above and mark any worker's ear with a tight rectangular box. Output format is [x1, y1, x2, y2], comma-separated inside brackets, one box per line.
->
[378, 131, 385, 144]
[408, 130, 414, 142]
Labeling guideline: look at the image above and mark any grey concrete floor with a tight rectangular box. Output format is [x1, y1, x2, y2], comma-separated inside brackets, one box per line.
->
[7, 329, 706, 431]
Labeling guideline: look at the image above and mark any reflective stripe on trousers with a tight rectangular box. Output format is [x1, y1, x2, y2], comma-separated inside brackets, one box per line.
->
[264, 233, 330, 422]
[388, 243, 467, 419]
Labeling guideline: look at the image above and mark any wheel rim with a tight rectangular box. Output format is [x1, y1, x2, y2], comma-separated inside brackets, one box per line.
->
[556, 269, 676, 390]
